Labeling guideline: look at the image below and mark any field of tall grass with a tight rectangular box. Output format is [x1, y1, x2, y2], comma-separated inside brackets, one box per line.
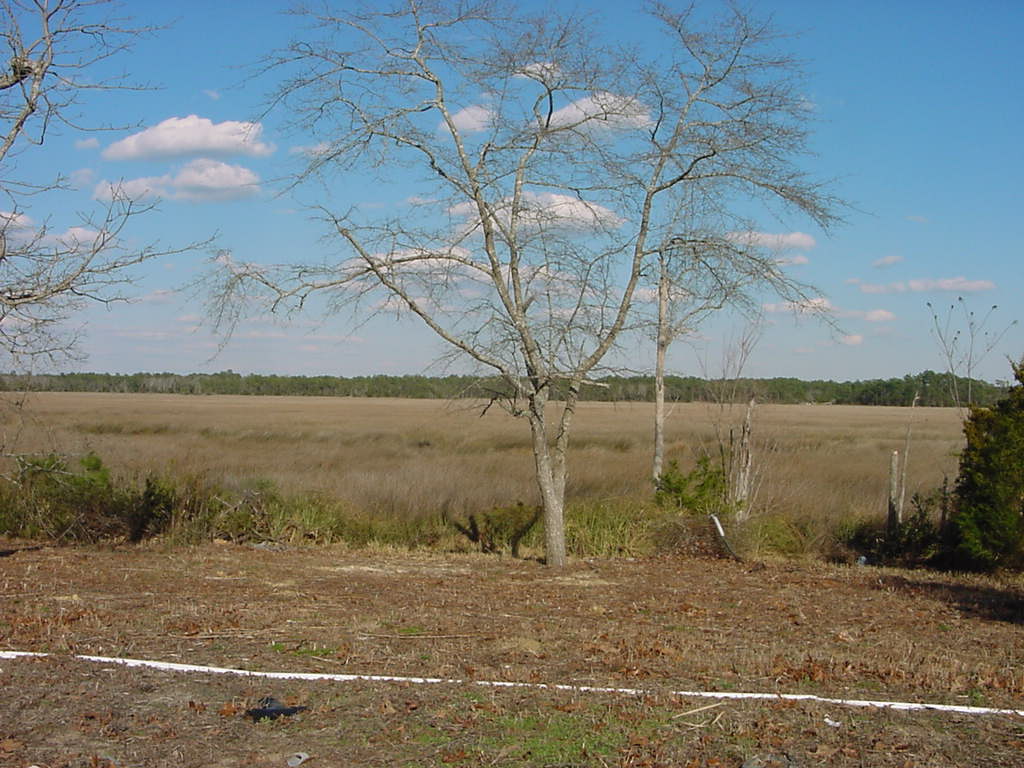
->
[0, 392, 965, 558]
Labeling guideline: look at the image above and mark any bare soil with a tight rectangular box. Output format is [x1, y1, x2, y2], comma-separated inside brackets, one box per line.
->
[1, 542, 1022, 767]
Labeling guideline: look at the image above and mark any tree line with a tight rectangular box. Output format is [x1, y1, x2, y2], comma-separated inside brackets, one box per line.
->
[0, 369, 1005, 407]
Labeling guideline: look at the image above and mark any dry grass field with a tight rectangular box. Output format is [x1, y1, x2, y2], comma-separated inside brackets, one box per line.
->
[2, 395, 1022, 767]
[1, 546, 1021, 767]
[1, 392, 964, 554]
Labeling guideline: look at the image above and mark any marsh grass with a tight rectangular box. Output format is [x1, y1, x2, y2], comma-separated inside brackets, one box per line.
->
[0, 392, 965, 557]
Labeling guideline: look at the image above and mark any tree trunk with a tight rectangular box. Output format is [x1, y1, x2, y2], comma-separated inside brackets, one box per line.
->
[732, 397, 755, 523]
[652, 254, 670, 484]
[528, 394, 568, 567]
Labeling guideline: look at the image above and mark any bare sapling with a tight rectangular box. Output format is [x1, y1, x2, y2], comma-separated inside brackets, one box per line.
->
[928, 298, 1017, 419]
[648, 205, 834, 486]
[705, 322, 765, 524]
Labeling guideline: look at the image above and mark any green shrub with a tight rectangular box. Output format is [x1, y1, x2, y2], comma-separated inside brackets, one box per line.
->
[655, 455, 733, 517]
[445, 502, 541, 556]
[565, 501, 663, 557]
[5, 452, 129, 541]
[840, 489, 945, 567]
[949, 361, 1024, 571]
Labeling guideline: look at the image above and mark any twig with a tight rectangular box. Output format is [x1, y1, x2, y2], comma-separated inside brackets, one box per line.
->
[309, 655, 350, 665]
[357, 632, 486, 640]
[671, 701, 724, 719]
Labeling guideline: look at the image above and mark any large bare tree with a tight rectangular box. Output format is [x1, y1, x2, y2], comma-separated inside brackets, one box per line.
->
[0, 0, 184, 364]
[213, 0, 840, 566]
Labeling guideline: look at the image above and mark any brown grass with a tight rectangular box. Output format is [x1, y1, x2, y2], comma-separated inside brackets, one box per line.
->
[0, 392, 963, 548]
[1, 545, 1021, 766]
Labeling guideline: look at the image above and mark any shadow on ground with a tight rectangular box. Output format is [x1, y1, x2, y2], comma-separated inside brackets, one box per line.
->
[876, 574, 1024, 624]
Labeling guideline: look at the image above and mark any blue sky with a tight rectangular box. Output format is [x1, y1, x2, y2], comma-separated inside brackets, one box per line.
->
[13, 0, 1023, 382]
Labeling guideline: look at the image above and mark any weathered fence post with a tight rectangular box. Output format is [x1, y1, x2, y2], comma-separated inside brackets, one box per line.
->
[887, 449, 901, 541]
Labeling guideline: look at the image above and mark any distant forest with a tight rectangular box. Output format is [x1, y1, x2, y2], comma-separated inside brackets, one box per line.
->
[0, 370, 1008, 407]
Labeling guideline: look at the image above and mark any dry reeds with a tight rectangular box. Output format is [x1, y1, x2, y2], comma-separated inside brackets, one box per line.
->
[0, 392, 965, 556]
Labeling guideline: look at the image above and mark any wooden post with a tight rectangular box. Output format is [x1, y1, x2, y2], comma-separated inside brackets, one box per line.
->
[887, 449, 901, 540]
[940, 475, 950, 530]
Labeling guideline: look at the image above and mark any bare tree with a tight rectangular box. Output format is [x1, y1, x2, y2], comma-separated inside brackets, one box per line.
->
[212, 1, 840, 566]
[0, 0, 186, 365]
[646, 223, 818, 483]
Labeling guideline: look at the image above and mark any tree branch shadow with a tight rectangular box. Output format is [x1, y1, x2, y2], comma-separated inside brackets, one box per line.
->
[876, 574, 1024, 625]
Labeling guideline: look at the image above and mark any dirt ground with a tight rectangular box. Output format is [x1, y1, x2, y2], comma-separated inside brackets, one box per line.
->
[1, 541, 1022, 767]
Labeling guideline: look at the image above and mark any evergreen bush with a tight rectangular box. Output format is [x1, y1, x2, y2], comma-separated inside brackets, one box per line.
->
[950, 361, 1024, 571]
[655, 456, 732, 517]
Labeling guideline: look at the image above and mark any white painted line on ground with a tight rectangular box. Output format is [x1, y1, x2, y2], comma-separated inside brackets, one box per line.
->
[2, 650, 1021, 718]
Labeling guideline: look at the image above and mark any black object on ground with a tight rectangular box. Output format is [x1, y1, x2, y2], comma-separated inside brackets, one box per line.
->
[0, 546, 42, 558]
[244, 696, 309, 721]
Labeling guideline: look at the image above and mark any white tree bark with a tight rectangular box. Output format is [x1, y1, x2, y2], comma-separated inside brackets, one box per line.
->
[653, 253, 670, 484]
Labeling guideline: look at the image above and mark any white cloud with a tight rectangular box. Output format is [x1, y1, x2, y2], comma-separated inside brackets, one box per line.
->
[136, 289, 176, 304]
[444, 104, 495, 133]
[235, 328, 288, 340]
[829, 306, 897, 322]
[863, 309, 896, 323]
[70, 167, 95, 189]
[728, 231, 816, 250]
[0, 213, 101, 251]
[549, 92, 652, 130]
[871, 254, 903, 268]
[203, 89, 221, 101]
[766, 299, 896, 324]
[304, 332, 363, 344]
[855, 276, 995, 294]
[449, 190, 622, 231]
[94, 158, 261, 202]
[103, 115, 275, 160]
[905, 214, 928, 224]
[516, 61, 561, 82]
[839, 334, 864, 346]
[289, 142, 330, 156]
[763, 297, 832, 314]
[0, 210, 33, 230]
[56, 226, 100, 248]
[797, 95, 817, 113]
[523, 191, 622, 228]
[121, 331, 177, 341]
[631, 285, 694, 304]
[74, 137, 100, 150]
[775, 254, 809, 266]
[632, 287, 658, 303]
[909, 277, 994, 292]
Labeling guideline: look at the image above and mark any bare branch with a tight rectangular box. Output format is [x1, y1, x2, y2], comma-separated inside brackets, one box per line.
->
[209, 0, 843, 566]
[0, 1, 197, 366]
